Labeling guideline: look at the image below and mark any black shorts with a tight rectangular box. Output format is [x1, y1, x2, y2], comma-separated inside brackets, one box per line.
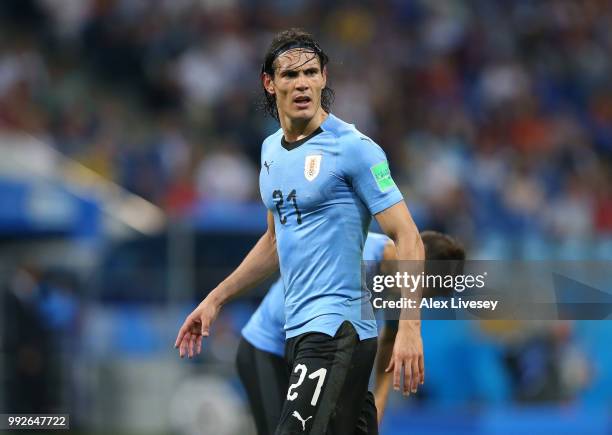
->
[275, 321, 378, 435]
[236, 338, 290, 435]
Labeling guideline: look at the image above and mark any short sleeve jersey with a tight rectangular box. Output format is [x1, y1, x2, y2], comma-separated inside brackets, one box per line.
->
[258, 113, 403, 340]
[242, 232, 391, 356]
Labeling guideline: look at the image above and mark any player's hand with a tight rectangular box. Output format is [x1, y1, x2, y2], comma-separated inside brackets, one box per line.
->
[174, 297, 220, 358]
[385, 321, 424, 396]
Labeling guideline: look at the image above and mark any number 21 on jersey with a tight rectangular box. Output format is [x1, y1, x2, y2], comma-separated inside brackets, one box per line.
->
[273, 189, 302, 224]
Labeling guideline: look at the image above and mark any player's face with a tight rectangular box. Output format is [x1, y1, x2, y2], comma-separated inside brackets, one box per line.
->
[265, 49, 327, 122]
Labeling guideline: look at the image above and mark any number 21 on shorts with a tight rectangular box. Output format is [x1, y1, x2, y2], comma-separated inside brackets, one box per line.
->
[286, 364, 328, 406]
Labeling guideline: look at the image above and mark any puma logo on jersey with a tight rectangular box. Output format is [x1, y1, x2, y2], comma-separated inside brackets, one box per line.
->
[264, 160, 273, 174]
[292, 411, 313, 431]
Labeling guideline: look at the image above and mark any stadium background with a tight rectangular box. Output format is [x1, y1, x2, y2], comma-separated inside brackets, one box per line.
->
[0, 0, 611, 434]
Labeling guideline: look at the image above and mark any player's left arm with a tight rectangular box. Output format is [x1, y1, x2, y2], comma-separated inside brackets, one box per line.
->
[343, 135, 425, 396]
[375, 201, 425, 396]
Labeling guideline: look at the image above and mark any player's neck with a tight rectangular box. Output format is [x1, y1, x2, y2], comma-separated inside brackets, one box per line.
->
[280, 108, 328, 143]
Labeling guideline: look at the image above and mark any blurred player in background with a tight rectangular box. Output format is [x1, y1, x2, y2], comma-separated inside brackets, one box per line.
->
[373, 231, 465, 421]
[175, 28, 424, 435]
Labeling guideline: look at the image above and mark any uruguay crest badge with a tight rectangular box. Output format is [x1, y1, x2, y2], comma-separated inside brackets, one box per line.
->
[304, 154, 322, 181]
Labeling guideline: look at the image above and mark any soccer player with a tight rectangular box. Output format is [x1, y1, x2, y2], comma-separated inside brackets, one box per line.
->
[175, 28, 425, 435]
[237, 231, 466, 435]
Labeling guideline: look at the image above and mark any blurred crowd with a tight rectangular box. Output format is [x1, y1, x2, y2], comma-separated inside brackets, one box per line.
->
[0, 0, 611, 254]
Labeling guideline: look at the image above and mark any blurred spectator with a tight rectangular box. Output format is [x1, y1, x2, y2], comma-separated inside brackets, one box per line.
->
[1, 266, 52, 412]
[195, 146, 257, 202]
[481, 321, 590, 403]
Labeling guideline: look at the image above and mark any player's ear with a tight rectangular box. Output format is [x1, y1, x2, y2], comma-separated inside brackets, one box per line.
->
[262, 72, 275, 95]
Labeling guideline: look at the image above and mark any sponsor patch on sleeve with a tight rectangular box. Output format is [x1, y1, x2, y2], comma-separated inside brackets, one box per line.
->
[370, 161, 396, 192]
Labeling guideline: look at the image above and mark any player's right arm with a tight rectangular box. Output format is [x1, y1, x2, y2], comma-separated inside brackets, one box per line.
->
[174, 211, 279, 358]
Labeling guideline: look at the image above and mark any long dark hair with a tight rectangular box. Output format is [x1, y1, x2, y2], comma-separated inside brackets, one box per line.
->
[260, 28, 334, 122]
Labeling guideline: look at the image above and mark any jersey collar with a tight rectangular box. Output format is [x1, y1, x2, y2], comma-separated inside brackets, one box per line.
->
[281, 126, 323, 151]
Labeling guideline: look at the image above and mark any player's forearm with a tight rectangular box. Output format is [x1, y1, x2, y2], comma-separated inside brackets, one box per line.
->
[394, 228, 424, 329]
[207, 231, 279, 307]
[392, 224, 424, 262]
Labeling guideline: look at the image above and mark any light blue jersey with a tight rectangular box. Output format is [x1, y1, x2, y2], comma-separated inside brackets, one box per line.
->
[258, 113, 403, 340]
[242, 233, 390, 356]
[242, 278, 286, 356]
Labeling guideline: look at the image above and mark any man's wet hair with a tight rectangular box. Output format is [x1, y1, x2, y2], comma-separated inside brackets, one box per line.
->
[422, 231, 466, 262]
[422, 230, 466, 297]
[260, 28, 334, 121]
